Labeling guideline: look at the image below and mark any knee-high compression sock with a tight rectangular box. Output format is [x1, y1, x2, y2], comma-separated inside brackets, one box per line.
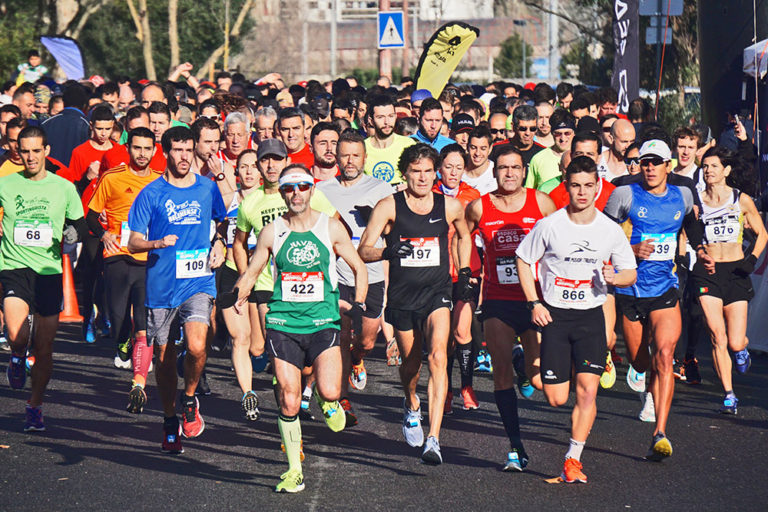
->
[446, 355, 455, 391]
[278, 414, 302, 472]
[494, 388, 523, 451]
[457, 343, 474, 388]
[132, 334, 153, 387]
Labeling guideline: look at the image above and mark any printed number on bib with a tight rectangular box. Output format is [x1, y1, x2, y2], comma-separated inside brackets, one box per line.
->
[496, 256, 519, 284]
[281, 272, 324, 302]
[13, 220, 53, 247]
[400, 237, 440, 267]
[641, 233, 676, 261]
[552, 277, 593, 307]
[175, 249, 211, 279]
[120, 221, 130, 247]
[704, 216, 740, 244]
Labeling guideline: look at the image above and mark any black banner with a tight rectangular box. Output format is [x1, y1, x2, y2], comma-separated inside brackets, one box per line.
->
[611, 0, 639, 114]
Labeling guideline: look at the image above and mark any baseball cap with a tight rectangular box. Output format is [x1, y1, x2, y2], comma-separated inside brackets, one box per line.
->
[451, 113, 475, 133]
[551, 117, 576, 132]
[575, 115, 600, 135]
[256, 138, 288, 159]
[411, 89, 433, 104]
[639, 139, 672, 161]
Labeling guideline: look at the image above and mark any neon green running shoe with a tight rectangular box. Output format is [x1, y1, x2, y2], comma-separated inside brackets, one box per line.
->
[314, 389, 346, 432]
[275, 469, 305, 493]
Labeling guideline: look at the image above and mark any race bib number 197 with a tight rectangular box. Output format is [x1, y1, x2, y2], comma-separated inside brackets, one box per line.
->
[400, 237, 440, 267]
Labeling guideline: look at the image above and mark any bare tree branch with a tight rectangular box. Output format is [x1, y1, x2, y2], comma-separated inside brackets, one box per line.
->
[69, 0, 110, 39]
[169, 0, 180, 72]
[521, 0, 612, 46]
[125, 0, 143, 41]
[195, 0, 254, 79]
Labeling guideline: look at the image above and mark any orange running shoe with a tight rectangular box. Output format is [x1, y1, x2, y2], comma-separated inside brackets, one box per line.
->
[461, 386, 479, 410]
[444, 390, 453, 415]
[561, 458, 587, 483]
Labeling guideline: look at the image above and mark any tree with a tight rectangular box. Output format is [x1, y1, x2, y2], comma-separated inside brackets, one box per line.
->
[126, 0, 156, 80]
[494, 33, 533, 79]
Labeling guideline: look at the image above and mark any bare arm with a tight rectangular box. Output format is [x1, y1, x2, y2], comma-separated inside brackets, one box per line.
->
[232, 228, 251, 274]
[516, 257, 552, 326]
[330, 217, 368, 303]
[446, 196, 472, 268]
[233, 223, 275, 306]
[358, 195, 395, 263]
[743, 194, 768, 259]
[127, 230, 177, 253]
[535, 190, 557, 216]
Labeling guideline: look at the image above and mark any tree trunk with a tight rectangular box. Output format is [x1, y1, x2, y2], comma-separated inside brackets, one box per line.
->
[169, 0, 179, 72]
[127, 0, 156, 80]
[195, 0, 254, 79]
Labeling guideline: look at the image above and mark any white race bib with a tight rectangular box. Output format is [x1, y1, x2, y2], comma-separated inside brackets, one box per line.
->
[226, 217, 237, 246]
[281, 272, 324, 302]
[13, 220, 53, 247]
[551, 277, 593, 308]
[120, 221, 130, 247]
[496, 256, 519, 284]
[400, 237, 440, 268]
[175, 249, 211, 279]
[641, 233, 676, 261]
[704, 216, 740, 244]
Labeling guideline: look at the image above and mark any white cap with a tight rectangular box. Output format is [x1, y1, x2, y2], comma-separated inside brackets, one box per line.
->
[639, 139, 672, 161]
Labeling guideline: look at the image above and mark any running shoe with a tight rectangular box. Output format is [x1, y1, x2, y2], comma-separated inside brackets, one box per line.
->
[734, 348, 751, 374]
[241, 390, 260, 421]
[512, 345, 534, 397]
[349, 361, 367, 390]
[84, 317, 96, 344]
[281, 439, 305, 462]
[275, 469, 305, 493]
[300, 392, 315, 421]
[402, 398, 424, 447]
[23, 404, 45, 432]
[339, 397, 358, 427]
[503, 449, 529, 472]
[683, 357, 701, 385]
[639, 392, 656, 422]
[461, 386, 479, 410]
[672, 358, 686, 381]
[25, 355, 35, 375]
[0, 334, 10, 352]
[195, 371, 211, 396]
[314, 389, 346, 432]
[181, 394, 205, 438]
[718, 394, 738, 415]
[114, 339, 132, 369]
[7, 353, 27, 389]
[626, 365, 646, 392]
[646, 432, 673, 461]
[162, 416, 184, 454]
[600, 350, 616, 389]
[127, 385, 147, 414]
[386, 338, 401, 366]
[421, 436, 442, 465]
[561, 457, 587, 483]
[251, 353, 269, 373]
[476, 350, 493, 373]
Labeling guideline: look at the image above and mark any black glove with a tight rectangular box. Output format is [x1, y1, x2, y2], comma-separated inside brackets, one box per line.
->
[344, 301, 365, 338]
[217, 287, 239, 309]
[674, 253, 691, 272]
[353, 205, 373, 223]
[735, 254, 757, 276]
[382, 239, 413, 260]
[456, 267, 474, 302]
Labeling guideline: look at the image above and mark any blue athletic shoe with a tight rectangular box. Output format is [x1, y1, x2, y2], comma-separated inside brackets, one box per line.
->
[626, 365, 646, 392]
[84, 319, 96, 344]
[718, 394, 738, 415]
[24, 404, 45, 432]
[734, 349, 751, 374]
[251, 353, 269, 373]
[7, 354, 27, 390]
[476, 350, 493, 373]
[512, 345, 534, 398]
[503, 449, 529, 472]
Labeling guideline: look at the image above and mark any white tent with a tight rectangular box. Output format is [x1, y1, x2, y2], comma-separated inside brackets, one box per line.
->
[744, 38, 768, 79]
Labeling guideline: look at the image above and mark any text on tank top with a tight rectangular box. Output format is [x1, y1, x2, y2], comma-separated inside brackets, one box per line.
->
[699, 188, 744, 245]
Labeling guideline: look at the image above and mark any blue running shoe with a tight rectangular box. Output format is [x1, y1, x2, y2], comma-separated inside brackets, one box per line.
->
[503, 449, 529, 472]
[512, 345, 534, 398]
[476, 350, 493, 373]
[718, 394, 738, 415]
[24, 404, 45, 432]
[734, 349, 751, 374]
[84, 319, 96, 344]
[626, 365, 646, 392]
[251, 353, 269, 373]
[7, 353, 27, 390]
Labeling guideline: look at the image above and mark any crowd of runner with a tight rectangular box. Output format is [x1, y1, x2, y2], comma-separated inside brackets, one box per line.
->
[0, 58, 764, 492]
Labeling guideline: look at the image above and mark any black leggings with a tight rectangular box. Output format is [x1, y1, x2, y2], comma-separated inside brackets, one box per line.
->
[104, 258, 147, 341]
[76, 233, 105, 325]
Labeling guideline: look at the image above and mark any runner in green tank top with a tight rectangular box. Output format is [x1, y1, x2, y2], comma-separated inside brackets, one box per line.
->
[226, 164, 368, 494]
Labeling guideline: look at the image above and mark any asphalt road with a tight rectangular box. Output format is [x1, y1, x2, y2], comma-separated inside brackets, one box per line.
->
[1, 324, 767, 511]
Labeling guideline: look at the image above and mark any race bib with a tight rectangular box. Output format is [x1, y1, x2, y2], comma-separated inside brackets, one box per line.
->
[226, 218, 237, 246]
[496, 256, 519, 284]
[551, 277, 593, 307]
[175, 249, 211, 279]
[704, 216, 740, 244]
[13, 219, 53, 247]
[281, 272, 324, 302]
[400, 237, 440, 268]
[641, 233, 676, 261]
[120, 221, 130, 247]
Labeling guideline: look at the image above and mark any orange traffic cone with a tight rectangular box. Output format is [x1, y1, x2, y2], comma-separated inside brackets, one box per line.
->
[59, 253, 84, 323]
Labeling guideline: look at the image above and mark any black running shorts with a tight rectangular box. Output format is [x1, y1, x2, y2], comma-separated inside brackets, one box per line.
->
[540, 303, 606, 384]
[0, 268, 63, 317]
[266, 328, 340, 369]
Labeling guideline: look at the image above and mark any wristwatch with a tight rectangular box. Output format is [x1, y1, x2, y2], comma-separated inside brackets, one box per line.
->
[526, 300, 541, 311]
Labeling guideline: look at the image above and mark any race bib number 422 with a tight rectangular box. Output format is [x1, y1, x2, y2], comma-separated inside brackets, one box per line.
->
[641, 233, 676, 261]
[175, 249, 212, 279]
[13, 219, 53, 247]
[281, 272, 324, 302]
[400, 237, 440, 267]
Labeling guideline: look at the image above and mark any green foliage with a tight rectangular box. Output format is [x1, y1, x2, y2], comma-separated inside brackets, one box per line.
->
[559, 40, 612, 86]
[0, 1, 45, 81]
[494, 33, 532, 79]
[349, 68, 406, 89]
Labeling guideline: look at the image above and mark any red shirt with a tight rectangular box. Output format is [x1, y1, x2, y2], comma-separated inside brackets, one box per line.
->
[60, 140, 112, 183]
[100, 142, 166, 175]
[549, 178, 616, 211]
[288, 143, 314, 169]
[433, 181, 482, 280]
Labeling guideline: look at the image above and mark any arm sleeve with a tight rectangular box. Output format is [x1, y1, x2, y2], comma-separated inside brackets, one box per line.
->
[86, 210, 106, 238]
[682, 208, 704, 249]
[65, 217, 89, 242]
[603, 186, 633, 223]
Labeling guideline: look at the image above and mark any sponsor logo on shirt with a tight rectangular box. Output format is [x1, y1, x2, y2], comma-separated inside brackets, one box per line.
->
[565, 240, 599, 264]
[165, 199, 202, 225]
[14, 195, 49, 217]
[493, 227, 527, 251]
[287, 240, 320, 268]
[372, 161, 395, 182]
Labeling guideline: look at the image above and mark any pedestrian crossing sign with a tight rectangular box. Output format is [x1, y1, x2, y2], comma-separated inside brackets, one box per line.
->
[378, 11, 405, 49]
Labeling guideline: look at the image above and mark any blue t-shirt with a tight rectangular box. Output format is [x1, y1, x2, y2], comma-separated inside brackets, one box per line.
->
[411, 129, 455, 151]
[129, 174, 226, 308]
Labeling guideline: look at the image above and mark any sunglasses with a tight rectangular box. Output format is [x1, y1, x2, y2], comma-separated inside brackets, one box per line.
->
[489, 128, 506, 134]
[640, 157, 665, 166]
[203, 114, 221, 121]
[602, 126, 612, 133]
[624, 157, 640, 166]
[515, 126, 536, 132]
[279, 182, 313, 193]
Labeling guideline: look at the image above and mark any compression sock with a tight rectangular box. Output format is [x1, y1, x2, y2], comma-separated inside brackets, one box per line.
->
[457, 343, 474, 388]
[446, 355, 455, 391]
[278, 414, 302, 472]
[494, 388, 522, 450]
[565, 438, 585, 461]
[131, 334, 153, 387]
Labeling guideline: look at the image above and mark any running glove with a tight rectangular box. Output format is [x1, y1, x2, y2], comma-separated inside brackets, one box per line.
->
[382, 239, 414, 260]
[344, 301, 365, 338]
[217, 287, 239, 309]
[456, 267, 474, 302]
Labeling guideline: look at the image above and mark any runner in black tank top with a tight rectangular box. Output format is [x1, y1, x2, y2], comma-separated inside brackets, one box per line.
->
[385, 191, 451, 310]
[358, 143, 474, 465]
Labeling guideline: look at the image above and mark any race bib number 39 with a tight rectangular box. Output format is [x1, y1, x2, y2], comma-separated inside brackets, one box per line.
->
[400, 237, 440, 267]
[641, 233, 676, 261]
[14, 220, 53, 247]
[175, 249, 212, 279]
[281, 272, 324, 302]
[496, 256, 519, 284]
[552, 277, 593, 307]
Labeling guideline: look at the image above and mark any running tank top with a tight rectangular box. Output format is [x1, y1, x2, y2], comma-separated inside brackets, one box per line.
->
[265, 213, 340, 334]
[385, 191, 451, 310]
[699, 188, 744, 245]
[480, 188, 543, 301]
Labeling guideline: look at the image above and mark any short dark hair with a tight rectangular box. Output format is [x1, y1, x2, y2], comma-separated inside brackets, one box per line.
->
[7, 117, 28, 132]
[127, 127, 155, 147]
[556, 82, 574, 100]
[310, 121, 340, 144]
[597, 86, 619, 106]
[673, 126, 702, 147]
[338, 130, 366, 149]
[198, 99, 221, 115]
[570, 131, 601, 152]
[18, 125, 47, 147]
[148, 101, 171, 120]
[366, 94, 396, 119]
[0, 104, 21, 117]
[398, 142, 439, 175]
[13, 83, 35, 99]
[569, 96, 590, 113]
[468, 125, 493, 145]
[161, 125, 194, 153]
[191, 116, 220, 141]
[90, 104, 115, 123]
[490, 143, 523, 168]
[125, 105, 148, 124]
[418, 98, 443, 118]
[62, 83, 88, 110]
[100, 81, 119, 97]
[28, 49, 40, 58]
[277, 106, 306, 127]
[439, 143, 469, 168]
[566, 155, 598, 180]
[512, 104, 538, 125]
[533, 83, 556, 104]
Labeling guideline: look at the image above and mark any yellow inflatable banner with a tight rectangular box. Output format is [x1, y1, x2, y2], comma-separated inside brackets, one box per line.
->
[414, 22, 480, 98]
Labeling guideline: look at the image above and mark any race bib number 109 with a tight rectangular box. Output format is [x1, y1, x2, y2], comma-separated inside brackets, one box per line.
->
[175, 249, 212, 279]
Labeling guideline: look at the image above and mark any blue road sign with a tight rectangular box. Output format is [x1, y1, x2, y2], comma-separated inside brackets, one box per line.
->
[378, 11, 405, 49]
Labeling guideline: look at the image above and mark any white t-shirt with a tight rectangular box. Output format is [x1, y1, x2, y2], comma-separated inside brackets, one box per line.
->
[462, 162, 497, 195]
[597, 151, 628, 182]
[516, 208, 636, 310]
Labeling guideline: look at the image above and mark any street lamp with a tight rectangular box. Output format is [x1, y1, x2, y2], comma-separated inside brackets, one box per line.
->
[513, 19, 527, 80]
